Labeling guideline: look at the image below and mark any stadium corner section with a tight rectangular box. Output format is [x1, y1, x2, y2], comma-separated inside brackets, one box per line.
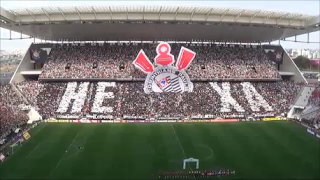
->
[0, 122, 41, 162]
[261, 117, 320, 139]
[289, 118, 320, 139]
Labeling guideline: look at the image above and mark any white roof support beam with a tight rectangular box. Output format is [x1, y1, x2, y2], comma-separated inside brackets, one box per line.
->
[235, 10, 246, 22]
[126, 6, 129, 20]
[190, 7, 197, 21]
[220, 9, 230, 22]
[143, 6, 145, 20]
[9, 10, 22, 23]
[57, 7, 66, 21]
[174, 7, 179, 21]
[3, 6, 318, 27]
[205, 8, 214, 21]
[25, 9, 36, 22]
[249, 10, 261, 23]
[1, 8, 16, 23]
[41, 8, 51, 21]
[288, 14, 303, 25]
[17, 15, 22, 23]
[158, 6, 163, 21]
[276, 13, 290, 25]
[109, 6, 113, 20]
[2, 5, 317, 29]
[74, 7, 82, 20]
[91, 6, 97, 20]
[305, 15, 320, 27]
[263, 12, 275, 24]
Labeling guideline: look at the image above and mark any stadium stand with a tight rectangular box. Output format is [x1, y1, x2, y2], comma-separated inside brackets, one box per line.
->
[0, 41, 318, 138]
[39, 44, 280, 79]
[13, 80, 300, 120]
[303, 73, 319, 79]
[0, 84, 28, 139]
[0, 41, 316, 138]
[0, 5, 319, 140]
[300, 83, 320, 128]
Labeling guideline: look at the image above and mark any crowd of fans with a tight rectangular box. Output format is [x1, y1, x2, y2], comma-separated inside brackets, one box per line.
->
[39, 44, 280, 79]
[12, 81, 300, 121]
[309, 83, 320, 107]
[0, 84, 28, 139]
[0, 43, 318, 139]
[0, 80, 317, 138]
[301, 82, 320, 127]
[303, 73, 319, 79]
[16, 81, 43, 107]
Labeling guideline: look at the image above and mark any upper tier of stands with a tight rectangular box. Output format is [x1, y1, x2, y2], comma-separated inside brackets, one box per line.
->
[39, 44, 280, 79]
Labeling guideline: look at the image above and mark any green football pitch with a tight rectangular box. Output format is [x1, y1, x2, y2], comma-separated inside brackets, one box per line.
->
[0, 121, 319, 179]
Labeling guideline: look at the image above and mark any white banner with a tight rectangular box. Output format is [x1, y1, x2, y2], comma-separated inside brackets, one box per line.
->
[0, 153, 5, 162]
[101, 120, 114, 123]
[307, 129, 315, 135]
[14, 128, 21, 133]
[0, 139, 6, 145]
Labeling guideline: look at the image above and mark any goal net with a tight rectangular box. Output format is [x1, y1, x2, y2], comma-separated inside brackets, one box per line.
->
[183, 158, 199, 170]
[10, 140, 22, 155]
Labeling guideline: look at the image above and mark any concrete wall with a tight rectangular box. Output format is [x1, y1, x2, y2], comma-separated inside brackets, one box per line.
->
[294, 86, 315, 107]
[0, 72, 13, 84]
[10, 46, 32, 84]
[10, 43, 53, 84]
[306, 79, 319, 83]
[0, 78, 10, 85]
[280, 45, 306, 83]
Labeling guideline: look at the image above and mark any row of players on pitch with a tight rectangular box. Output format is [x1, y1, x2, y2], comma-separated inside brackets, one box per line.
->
[156, 169, 235, 179]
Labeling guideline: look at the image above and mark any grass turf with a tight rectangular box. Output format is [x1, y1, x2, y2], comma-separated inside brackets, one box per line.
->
[0, 121, 319, 179]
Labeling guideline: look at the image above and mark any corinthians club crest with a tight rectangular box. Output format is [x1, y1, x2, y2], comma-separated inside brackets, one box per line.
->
[31, 49, 40, 60]
[275, 52, 282, 61]
[133, 43, 196, 94]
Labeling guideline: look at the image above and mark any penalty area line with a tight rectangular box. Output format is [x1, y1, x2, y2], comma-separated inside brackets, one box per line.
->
[170, 124, 196, 180]
[48, 131, 80, 177]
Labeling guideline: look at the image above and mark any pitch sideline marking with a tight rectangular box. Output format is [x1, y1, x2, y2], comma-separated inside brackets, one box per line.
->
[49, 131, 80, 177]
[170, 124, 196, 180]
[25, 122, 48, 156]
[26, 143, 40, 157]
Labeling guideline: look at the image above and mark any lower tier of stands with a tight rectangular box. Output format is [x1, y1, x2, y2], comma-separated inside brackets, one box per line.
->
[1, 81, 319, 139]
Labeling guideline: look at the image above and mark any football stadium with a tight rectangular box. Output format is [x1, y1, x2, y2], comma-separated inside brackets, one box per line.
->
[0, 4, 320, 179]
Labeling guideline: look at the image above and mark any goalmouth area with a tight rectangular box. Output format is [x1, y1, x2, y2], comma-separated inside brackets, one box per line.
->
[0, 121, 319, 179]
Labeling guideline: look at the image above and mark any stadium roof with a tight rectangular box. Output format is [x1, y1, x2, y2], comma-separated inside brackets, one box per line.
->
[1, 5, 319, 42]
